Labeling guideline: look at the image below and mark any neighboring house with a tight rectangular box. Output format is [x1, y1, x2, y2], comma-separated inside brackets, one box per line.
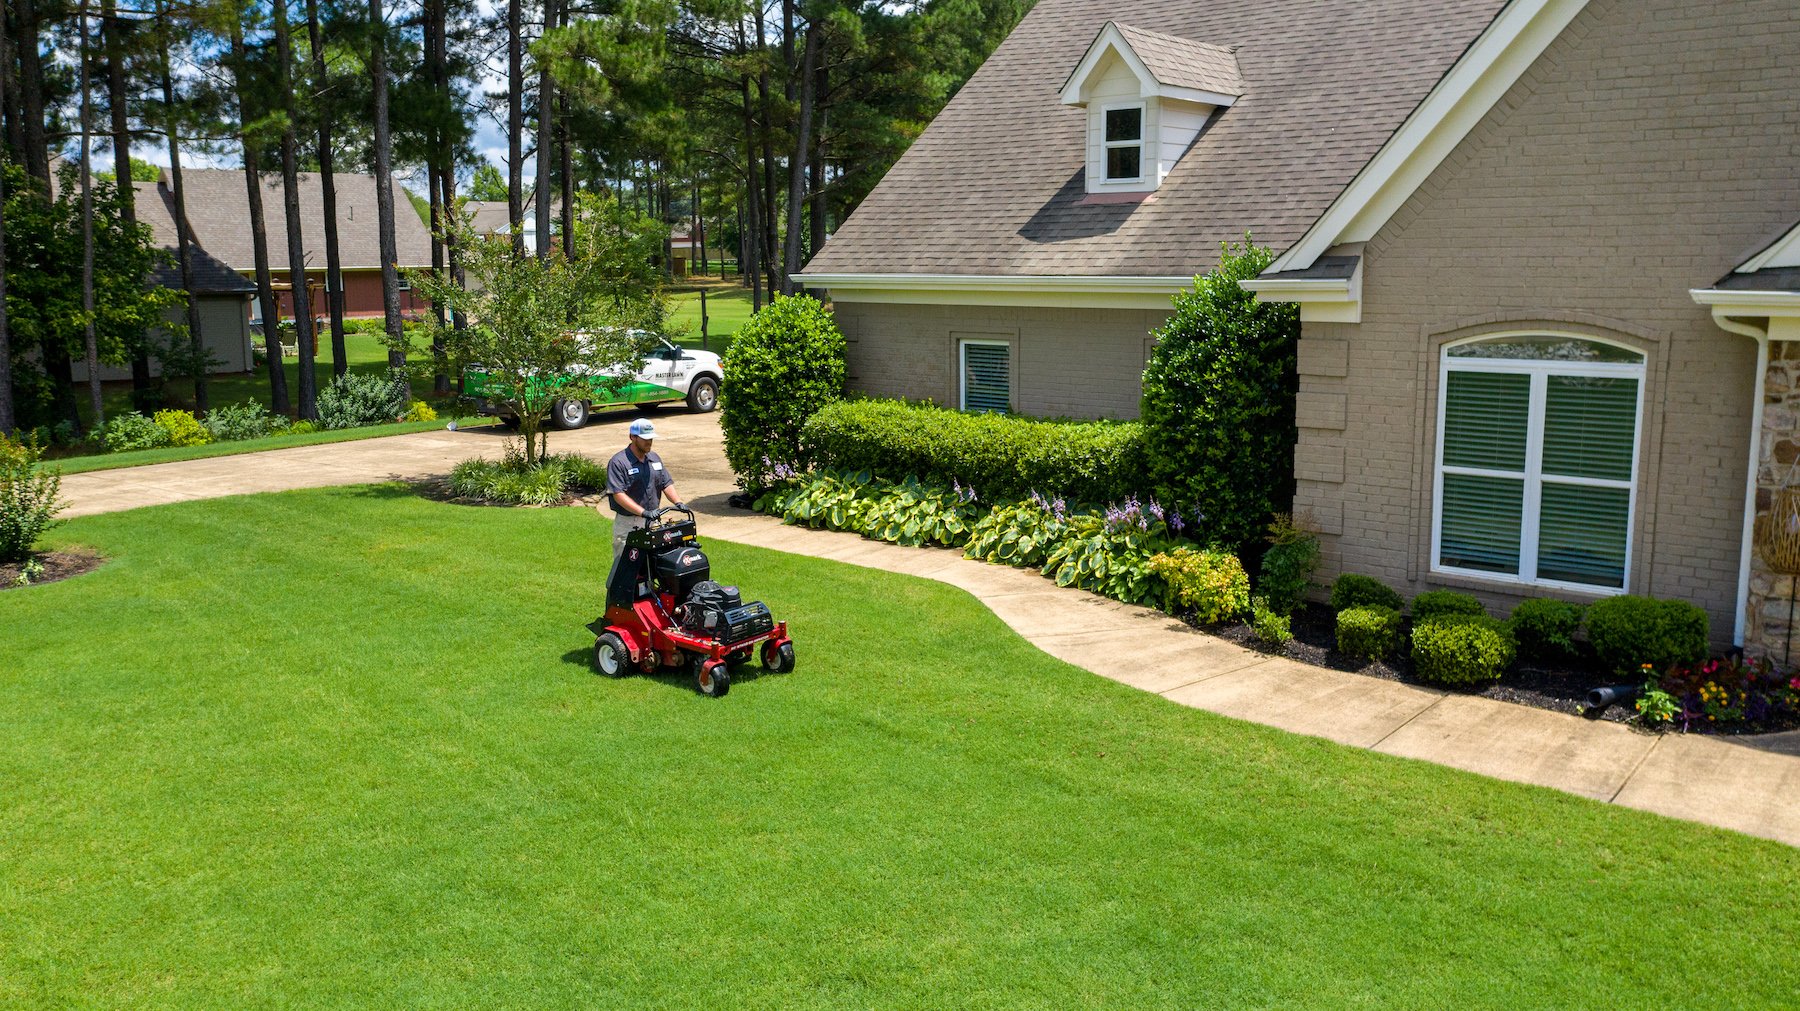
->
[797, 0, 1800, 656]
[465, 192, 559, 250]
[173, 168, 432, 319]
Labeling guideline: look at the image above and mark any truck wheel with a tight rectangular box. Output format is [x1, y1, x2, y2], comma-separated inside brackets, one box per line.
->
[594, 632, 629, 677]
[686, 376, 719, 413]
[550, 398, 590, 430]
[696, 658, 730, 697]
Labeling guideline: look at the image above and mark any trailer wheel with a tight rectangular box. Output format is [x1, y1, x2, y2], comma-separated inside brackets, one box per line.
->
[696, 658, 730, 697]
[593, 632, 630, 677]
[762, 640, 795, 674]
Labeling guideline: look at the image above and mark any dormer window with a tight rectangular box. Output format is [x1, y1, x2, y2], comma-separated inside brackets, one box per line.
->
[1061, 22, 1243, 196]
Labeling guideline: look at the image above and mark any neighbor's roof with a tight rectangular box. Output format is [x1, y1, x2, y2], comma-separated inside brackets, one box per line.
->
[464, 192, 558, 236]
[1108, 23, 1244, 97]
[173, 167, 433, 271]
[804, 0, 1508, 278]
[131, 181, 255, 295]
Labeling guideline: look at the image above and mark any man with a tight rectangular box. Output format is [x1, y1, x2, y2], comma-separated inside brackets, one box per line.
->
[604, 417, 686, 560]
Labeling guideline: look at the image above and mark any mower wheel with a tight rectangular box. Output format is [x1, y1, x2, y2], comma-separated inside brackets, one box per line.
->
[762, 640, 796, 674]
[695, 658, 730, 697]
[593, 632, 630, 677]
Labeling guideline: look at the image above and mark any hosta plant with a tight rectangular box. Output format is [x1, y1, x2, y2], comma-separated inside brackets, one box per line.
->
[964, 492, 1073, 569]
[851, 476, 982, 548]
[1040, 509, 1177, 607]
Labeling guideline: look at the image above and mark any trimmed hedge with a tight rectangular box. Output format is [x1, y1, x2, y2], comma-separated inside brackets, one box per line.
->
[1410, 590, 1486, 624]
[720, 294, 846, 489]
[1510, 598, 1584, 662]
[1329, 573, 1404, 614]
[1586, 595, 1709, 675]
[801, 398, 1147, 504]
[1336, 605, 1402, 662]
[1411, 615, 1517, 684]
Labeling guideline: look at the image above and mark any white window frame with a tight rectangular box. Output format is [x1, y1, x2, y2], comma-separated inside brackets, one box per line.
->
[1430, 331, 1646, 594]
[1100, 101, 1146, 184]
[959, 338, 1012, 413]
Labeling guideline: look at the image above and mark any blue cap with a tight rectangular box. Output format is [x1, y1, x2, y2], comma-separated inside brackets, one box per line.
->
[629, 418, 657, 438]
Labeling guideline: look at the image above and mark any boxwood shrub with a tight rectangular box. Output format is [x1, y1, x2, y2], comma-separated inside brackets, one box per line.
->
[1510, 598, 1584, 662]
[1410, 590, 1486, 624]
[1329, 573, 1404, 613]
[720, 294, 846, 489]
[1336, 605, 1402, 662]
[801, 398, 1146, 504]
[1411, 615, 1517, 684]
[1585, 595, 1708, 675]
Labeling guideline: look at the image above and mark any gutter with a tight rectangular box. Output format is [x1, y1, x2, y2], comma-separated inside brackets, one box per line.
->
[1692, 288, 1775, 647]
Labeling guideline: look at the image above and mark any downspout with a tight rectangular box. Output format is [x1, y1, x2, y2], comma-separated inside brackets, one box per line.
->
[1714, 309, 1770, 646]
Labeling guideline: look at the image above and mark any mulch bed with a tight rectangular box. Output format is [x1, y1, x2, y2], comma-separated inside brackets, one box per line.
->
[0, 549, 106, 590]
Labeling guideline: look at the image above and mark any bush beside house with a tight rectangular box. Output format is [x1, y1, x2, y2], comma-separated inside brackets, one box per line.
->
[720, 295, 846, 489]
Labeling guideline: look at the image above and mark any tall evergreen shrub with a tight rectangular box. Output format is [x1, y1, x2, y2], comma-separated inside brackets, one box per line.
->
[1140, 239, 1300, 551]
[720, 295, 847, 489]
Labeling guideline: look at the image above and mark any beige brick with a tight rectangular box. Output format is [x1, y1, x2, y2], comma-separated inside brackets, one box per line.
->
[1296, 392, 1347, 431]
[1298, 339, 1348, 378]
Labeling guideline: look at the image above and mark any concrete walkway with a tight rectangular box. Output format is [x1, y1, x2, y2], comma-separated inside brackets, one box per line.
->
[56, 414, 1800, 848]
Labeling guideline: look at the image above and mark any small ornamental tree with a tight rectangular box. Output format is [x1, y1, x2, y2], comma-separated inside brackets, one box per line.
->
[720, 295, 846, 489]
[1140, 238, 1300, 552]
[398, 194, 667, 464]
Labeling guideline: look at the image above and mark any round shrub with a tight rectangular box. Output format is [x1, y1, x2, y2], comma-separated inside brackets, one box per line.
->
[1510, 598, 1584, 662]
[1147, 547, 1250, 623]
[1140, 240, 1300, 551]
[403, 400, 438, 423]
[152, 409, 211, 447]
[202, 401, 283, 442]
[317, 370, 411, 430]
[1585, 595, 1708, 675]
[720, 294, 846, 489]
[102, 411, 171, 453]
[1329, 573, 1403, 613]
[1410, 590, 1486, 624]
[1, 434, 64, 563]
[1411, 615, 1517, 684]
[1256, 513, 1320, 616]
[1336, 605, 1402, 662]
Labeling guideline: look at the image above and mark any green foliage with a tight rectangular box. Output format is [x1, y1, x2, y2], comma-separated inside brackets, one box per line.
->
[1510, 598, 1585, 662]
[1410, 590, 1486, 624]
[317, 371, 412, 430]
[1635, 687, 1679, 725]
[1257, 513, 1320, 616]
[964, 498, 1071, 569]
[1251, 597, 1293, 646]
[203, 402, 285, 442]
[1585, 595, 1709, 675]
[0, 434, 65, 563]
[448, 449, 608, 506]
[802, 398, 1148, 504]
[1140, 240, 1300, 551]
[1336, 605, 1402, 663]
[1147, 547, 1250, 624]
[101, 412, 172, 453]
[403, 401, 439, 423]
[287, 421, 319, 436]
[1411, 615, 1517, 684]
[720, 295, 847, 489]
[152, 410, 211, 447]
[1040, 512, 1177, 607]
[1330, 573, 1404, 613]
[761, 470, 981, 549]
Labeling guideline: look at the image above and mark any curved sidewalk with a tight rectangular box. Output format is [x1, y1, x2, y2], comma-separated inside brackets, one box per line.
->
[55, 417, 1800, 848]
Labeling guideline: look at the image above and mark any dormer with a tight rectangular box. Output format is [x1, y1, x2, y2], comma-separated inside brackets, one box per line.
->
[1059, 22, 1242, 196]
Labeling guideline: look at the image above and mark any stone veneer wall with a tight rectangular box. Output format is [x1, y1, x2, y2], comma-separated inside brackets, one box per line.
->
[1745, 341, 1800, 665]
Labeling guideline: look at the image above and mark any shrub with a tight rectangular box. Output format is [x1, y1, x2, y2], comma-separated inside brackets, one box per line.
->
[203, 401, 283, 442]
[1411, 590, 1486, 624]
[101, 411, 171, 453]
[1141, 240, 1300, 551]
[287, 420, 318, 435]
[1147, 547, 1250, 623]
[0, 434, 65, 563]
[1511, 598, 1584, 662]
[1250, 596, 1292, 646]
[1329, 573, 1403, 613]
[1411, 615, 1517, 684]
[1585, 595, 1709, 675]
[802, 398, 1147, 505]
[769, 470, 987, 550]
[448, 449, 606, 506]
[1040, 510, 1176, 607]
[152, 409, 211, 447]
[1257, 512, 1319, 615]
[317, 369, 411, 430]
[1647, 656, 1800, 730]
[720, 294, 846, 488]
[1336, 605, 1402, 662]
[403, 400, 438, 423]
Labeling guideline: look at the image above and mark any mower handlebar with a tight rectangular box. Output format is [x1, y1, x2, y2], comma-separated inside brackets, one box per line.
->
[646, 504, 695, 524]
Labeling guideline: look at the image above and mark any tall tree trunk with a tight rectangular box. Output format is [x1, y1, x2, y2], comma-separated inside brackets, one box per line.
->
[506, 0, 523, 255]
[752, 3, 779, 296]
[693, 177, 705, 278]
[781, 27, 819, 294]
[370, 0, 406, 383]
[305, 0, 348, 378]
[436, 161, 462, 394]
[231, 21, 285, 414]
[534, 0, 555, 259]
[738, 69, 762, 311]
[559, 88, 573, 260]
[809, 61, 827, 269]
[0, 13, 22, 161]
[271, 0, 317, 419]
[104, 0, 154, 406]
[158, 2, 207, 414]
[16, 0, 49, 184]
[0, 14, 13, 436]
[79, 4, 104, 430]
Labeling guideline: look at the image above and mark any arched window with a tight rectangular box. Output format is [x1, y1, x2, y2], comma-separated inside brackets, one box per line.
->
[1433, 334, 1645, 591]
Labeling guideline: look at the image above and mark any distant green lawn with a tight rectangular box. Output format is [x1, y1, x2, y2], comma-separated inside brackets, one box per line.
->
[46, 416, 498, 475]
[668, 283, 753, 358]
[4, 488, 1798, 1007]
[98, 329, 402, 422]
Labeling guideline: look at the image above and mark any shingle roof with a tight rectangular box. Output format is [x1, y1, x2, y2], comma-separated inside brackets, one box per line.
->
[173, 167, 433, 271]
[805, 0, 1508, 278]
[1111, 23, 1244, 97]
[131, 181, 255, 294]
[463, 192, 557, 236]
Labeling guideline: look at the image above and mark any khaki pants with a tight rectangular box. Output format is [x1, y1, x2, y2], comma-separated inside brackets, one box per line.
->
[612, 513, 649, 562]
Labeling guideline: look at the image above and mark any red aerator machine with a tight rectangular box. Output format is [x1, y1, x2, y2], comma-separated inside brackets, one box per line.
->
[587, 506, 794, 697]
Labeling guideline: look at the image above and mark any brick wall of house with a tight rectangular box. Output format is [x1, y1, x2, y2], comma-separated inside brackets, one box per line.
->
[1297, 0, 1800, 638]
[829, 301, 1171, 420]
[259, 268, 431, 320]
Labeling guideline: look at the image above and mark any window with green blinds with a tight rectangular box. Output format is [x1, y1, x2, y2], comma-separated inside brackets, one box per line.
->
[961, 341, 1011, 414]
[1435, 336, 1642, 592]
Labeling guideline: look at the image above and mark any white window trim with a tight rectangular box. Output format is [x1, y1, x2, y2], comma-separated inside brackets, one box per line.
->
[1100, 101, 1146, 184]
[959, 338, 1012, 413]
[1429, 332, 1646, 594]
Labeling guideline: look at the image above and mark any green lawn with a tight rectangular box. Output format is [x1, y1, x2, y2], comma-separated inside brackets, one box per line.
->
[45, 416, 499, 475]
[668, 282, 753, 358]
[99, 329, 401, 421]
[4, 488, 1799, 1007]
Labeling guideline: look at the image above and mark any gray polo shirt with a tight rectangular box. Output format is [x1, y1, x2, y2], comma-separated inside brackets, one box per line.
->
[606, 447, 673, 514]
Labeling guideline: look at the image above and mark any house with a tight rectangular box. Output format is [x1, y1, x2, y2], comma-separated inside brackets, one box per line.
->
[796, 0, 1800, 656]
[465, 192, 559, 250]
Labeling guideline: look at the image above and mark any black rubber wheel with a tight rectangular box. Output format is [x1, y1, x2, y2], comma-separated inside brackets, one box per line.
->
[593, 632, 630, 677]
[499, 414, 521, 430]
[696, 658, 730, 697]
[549, 398, 590, 430]
[686, 376, 719, 413]
[762, 640, 795, 674]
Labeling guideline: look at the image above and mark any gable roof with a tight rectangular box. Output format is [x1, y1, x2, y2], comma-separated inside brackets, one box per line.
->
[802, 0, 1511, 280]
[1109, 23, 1243, 99]
[130, 181, 254, 295]
[172, 168, 433, 272]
